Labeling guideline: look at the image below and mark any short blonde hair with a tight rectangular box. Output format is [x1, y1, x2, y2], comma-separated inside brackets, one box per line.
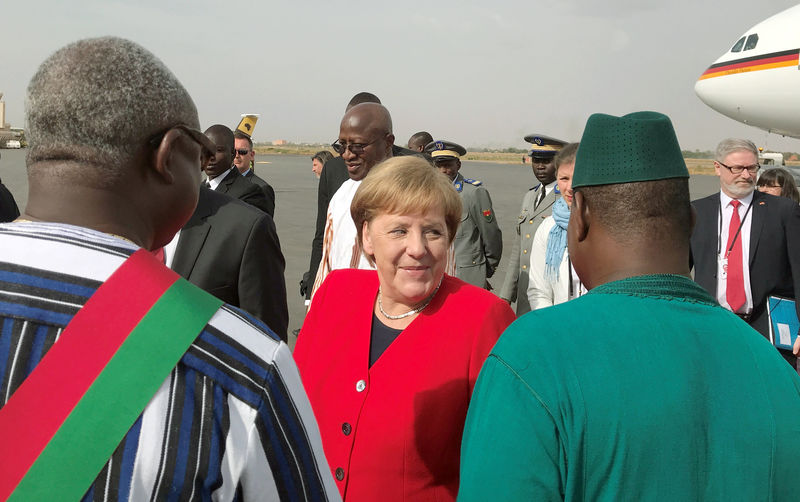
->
[351, 156, 462, 262]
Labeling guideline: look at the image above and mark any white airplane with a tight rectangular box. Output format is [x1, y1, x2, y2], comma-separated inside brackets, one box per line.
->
[694, 4, 800, 138]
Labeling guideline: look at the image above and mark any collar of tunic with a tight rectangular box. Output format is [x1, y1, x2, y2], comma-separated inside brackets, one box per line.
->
[588, 274, 716, 305]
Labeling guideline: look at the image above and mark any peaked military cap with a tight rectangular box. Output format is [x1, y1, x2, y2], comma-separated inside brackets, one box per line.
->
[523, 133, 567, 159]
[572, 111, 688, 189]
[424, 140, 467, 161]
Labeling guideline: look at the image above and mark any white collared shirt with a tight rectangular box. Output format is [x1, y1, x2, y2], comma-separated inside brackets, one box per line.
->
[716, 190, 754, 313]
[206, 167, 233, 191]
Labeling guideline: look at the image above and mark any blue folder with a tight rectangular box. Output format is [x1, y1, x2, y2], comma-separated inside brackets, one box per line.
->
[768, 296, 799, 350]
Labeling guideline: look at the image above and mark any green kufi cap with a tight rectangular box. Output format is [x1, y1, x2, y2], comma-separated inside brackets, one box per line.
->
[572, 111, 688, 189]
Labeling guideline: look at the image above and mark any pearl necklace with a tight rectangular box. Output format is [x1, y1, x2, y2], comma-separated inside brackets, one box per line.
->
[377, 276, 443, 320]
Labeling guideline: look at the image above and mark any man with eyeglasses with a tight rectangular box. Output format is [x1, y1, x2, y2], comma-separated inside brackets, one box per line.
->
[691, 138, 800, 372]
[0, 37, 336, 500]
[234, 131, 275, 217]
[308, 102, 394, 303]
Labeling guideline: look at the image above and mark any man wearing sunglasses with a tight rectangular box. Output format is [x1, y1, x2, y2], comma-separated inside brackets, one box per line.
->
[691, 138, 800, 372]
[0, 37, 336, 500]
[202, 124, 273, 217]
[233, 131, 275, 217]
[308, 102, 395, 303]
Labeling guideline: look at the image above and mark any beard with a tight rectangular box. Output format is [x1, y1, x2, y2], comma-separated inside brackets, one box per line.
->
[722, 179, 755, 199]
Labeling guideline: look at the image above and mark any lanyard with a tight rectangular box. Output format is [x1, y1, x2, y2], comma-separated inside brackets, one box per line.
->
[717, 198, 753, 258]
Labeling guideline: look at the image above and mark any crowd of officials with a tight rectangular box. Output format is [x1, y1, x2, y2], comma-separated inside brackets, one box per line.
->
[0, 36, 799, 501]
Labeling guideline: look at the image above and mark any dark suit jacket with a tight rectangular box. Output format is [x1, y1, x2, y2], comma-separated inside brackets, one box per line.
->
[691, 190, 800, 367]
[214, 168, 272, 216]
[301, 145, 421, 298]
[243, 169, 275, 217]
[0, 181, 19, 223]
[171, 188, 288, 341]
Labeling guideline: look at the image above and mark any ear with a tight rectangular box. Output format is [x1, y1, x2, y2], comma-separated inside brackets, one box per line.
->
[361, 219, 374, 256]
[571, 190, 589, 242]
[455, 159, 462, 170]
[713, 161, 721, 177]
[385, 133, 395, 153]
[153, 128, 184, 184]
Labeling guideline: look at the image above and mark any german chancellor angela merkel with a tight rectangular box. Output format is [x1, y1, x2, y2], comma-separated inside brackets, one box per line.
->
[294, 156, 515, 501]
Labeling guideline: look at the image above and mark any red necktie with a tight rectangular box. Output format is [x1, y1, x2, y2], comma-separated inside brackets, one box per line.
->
[726, 200, 745, 312]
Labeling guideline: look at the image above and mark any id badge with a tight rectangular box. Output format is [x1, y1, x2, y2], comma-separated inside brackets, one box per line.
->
[718, 256, 728, 281]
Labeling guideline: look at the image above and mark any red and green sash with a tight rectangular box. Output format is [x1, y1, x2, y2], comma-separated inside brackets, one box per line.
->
[0, 249, 222, 501]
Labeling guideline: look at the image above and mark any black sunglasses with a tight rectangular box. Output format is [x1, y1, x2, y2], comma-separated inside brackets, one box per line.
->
[331, 138, 381, 156]
[235, 148, 250, 156]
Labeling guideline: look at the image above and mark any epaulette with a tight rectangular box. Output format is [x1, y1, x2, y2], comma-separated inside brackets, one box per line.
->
[464, 178, 482, 186]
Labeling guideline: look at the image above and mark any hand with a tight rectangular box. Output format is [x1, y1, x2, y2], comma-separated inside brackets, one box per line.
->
[793, 334, 800, 356]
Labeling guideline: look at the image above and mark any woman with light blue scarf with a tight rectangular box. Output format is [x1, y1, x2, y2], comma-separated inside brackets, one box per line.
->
[527, 143, 586, 309]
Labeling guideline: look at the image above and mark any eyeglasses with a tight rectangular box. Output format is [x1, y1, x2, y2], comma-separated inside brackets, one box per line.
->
[149, 124, 216, 169]
[718, 161, 760, 175]
[331, 138, 379, 156]
[235, 148, 250, 156]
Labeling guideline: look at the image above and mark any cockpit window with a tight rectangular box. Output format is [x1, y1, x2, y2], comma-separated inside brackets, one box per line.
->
[744, 33, 759, 50]
[731, 37, 745, 52]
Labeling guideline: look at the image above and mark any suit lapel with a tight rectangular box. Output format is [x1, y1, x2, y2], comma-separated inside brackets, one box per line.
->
[217, 168, 236, 194]
[749, 191, 765, 265]
[171, 190, 214, 277]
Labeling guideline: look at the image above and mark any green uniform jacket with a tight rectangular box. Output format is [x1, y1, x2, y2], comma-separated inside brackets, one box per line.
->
[452, 173, 503, 289]
[498, 182, 558, 315]
[460, 275, 800, 501]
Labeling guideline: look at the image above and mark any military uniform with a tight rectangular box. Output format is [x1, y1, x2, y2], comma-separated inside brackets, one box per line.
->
[498, 181, 558, 313]
[425, 140, 503, 289]
[498, 133, 566, 315]
[452, 172, 503, 288]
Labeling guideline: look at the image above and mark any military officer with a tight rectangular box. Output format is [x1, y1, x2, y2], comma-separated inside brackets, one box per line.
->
[426, 140, 502, 289]
[498, 134, 567, 315]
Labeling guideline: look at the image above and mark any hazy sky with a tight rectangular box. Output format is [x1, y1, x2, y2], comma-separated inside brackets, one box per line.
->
[2, 0, 799, 151]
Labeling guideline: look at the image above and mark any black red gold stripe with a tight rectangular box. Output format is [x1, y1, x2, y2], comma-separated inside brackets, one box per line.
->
[699, 48, 799, 80]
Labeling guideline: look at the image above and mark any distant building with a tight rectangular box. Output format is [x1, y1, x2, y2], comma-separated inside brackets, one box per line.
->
[272, 139, 288, 146]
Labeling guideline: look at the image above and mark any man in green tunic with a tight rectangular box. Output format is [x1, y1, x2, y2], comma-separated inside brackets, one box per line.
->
[459, 111, 800, 501]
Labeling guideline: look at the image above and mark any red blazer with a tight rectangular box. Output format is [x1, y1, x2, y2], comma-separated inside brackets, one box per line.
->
[294, 269, 515, 501]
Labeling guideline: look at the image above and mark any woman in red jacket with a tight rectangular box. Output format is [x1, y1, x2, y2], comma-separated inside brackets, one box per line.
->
[294, 156, 516, 501]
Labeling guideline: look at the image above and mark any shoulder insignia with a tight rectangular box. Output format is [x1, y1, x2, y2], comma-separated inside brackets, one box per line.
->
[454, 180, 463, 192]
[464, 178, 483, 186]
[482, 209, 494, 223]
[554, 185, 561, 194]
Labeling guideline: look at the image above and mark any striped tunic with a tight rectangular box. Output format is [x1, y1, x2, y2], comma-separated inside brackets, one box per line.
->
[0, 222, 338, 501]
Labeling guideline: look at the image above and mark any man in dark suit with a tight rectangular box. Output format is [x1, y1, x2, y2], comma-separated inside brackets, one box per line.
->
[167, 187, 288, 340]
[691, 137, 800, 370]
[203, 125, 272, 215]
[233, 131, 275, 217]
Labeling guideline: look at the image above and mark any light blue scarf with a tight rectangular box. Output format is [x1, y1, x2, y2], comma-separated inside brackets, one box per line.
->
[545, 197, 570, 280]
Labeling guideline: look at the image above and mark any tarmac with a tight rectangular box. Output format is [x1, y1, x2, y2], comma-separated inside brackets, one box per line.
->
[0, 149, 723, 343]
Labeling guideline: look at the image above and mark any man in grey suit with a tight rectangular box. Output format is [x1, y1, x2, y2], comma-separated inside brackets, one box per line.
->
[499, 134, 566, 315]
[426, 140, 502, 289]
[203, 125, 272, 216]
[167, 187, 288, 340]
[234, 131, 275, 217]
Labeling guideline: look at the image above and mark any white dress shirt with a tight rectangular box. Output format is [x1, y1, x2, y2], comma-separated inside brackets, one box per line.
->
[716, 190, 754, 313]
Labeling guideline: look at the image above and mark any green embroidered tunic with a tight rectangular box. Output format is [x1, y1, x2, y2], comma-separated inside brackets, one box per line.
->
[459, 275, 800, 501]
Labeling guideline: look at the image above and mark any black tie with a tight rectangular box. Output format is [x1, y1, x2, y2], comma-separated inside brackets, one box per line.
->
[536, 187, 546, 208]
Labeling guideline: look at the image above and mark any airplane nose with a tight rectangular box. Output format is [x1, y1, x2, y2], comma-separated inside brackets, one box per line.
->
[694, 66, 744, 125]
